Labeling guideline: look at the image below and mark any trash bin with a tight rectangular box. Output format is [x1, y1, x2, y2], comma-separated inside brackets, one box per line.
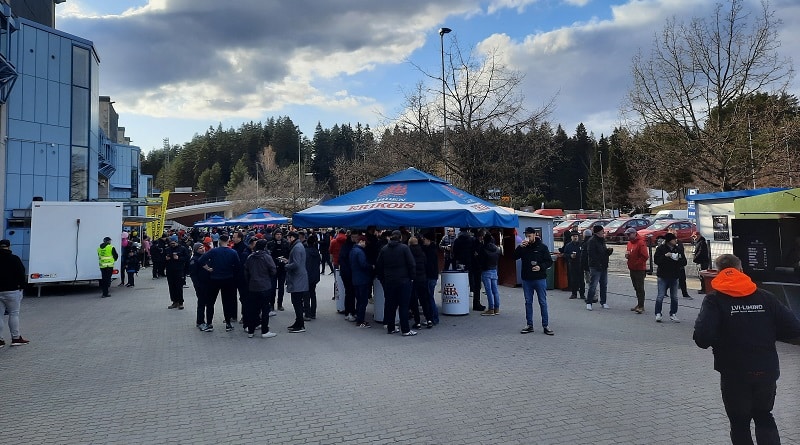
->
[546, 255, 556, 290]
[555, 255, 569, 289]
[699, 269, 718, 292]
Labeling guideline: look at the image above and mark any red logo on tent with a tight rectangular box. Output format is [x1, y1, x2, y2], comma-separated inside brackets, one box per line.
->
[443, 186, 465, 198]
[377, 184, 407, 198]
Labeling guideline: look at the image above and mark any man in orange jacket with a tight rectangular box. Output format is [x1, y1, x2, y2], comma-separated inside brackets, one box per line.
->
[625, 227, 649, 314]
[693, 254, 800, 445]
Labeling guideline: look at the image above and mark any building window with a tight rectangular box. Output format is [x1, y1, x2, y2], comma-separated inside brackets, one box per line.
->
[71, 86, 89, 146]
[70, 146, 88, 200]
[72, 46, 90, 88]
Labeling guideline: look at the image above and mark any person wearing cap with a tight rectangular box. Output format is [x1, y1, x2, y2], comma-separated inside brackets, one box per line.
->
[514, 227, 554, 335]
[559, 231, 583, 299]
[284, 231, 309, 333]
[164, 236, 190, 309]
[625, 227, 649, 314]
[97, 236, 119, 298]
[0, 239, 29, 346]
[653, 232, 686, 322]
[243, 239, 278, 338]
[188, 243, 210, 330]
[585, 225, 613, 311]
[693, 254, 800, 444]
[375, 230, 417, 336]
[350, 235, 372, 328]
[692, 231, 711, 294]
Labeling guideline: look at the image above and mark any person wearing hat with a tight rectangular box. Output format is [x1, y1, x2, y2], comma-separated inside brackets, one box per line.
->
[0, 239, 29, 346]
[653, 232, 687, 322]
[693, 253, 800, 444]
[164, 236, 190, 309]
[559, 231, 583, 299]
[97, 236, 119, 298]
[514, 227, 554, 335]
[284, 231, 309, 333]
[585, 225, 613, 311]
[625, 227, 649, 314]
[692, 231, 711, 294]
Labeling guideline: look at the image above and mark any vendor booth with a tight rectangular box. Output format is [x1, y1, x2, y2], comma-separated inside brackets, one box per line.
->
[293, 168, 519, 318]
[193, 215, 227, 227]
[730, 188, 800, 318]
[226, 207, 289, 226]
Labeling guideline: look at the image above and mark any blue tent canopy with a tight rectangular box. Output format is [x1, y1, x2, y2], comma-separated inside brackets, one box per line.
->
[227, 207, 289, 226]
[292, 167, 518, 228]
[194, 215, 227, 227]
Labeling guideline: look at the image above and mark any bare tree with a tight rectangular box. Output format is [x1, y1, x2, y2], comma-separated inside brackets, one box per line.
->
[626, 0, 794, 190]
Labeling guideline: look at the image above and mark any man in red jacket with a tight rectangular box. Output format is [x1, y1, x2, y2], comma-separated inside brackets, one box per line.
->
[625, 228, 649, 314]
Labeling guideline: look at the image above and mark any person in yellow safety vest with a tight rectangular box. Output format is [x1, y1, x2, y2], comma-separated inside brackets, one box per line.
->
[98, 236, 119, 298]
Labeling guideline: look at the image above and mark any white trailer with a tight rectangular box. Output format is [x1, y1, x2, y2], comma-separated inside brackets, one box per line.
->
[27, 201, 123, 285]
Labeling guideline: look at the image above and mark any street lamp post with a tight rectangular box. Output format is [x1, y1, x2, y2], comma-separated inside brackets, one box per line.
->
[578, 178, 583, 210]
[297, 128, 303, 193]
[439, 27, 451, 182]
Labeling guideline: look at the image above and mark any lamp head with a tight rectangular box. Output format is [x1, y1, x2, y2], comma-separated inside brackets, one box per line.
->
[439, 27, 452, 36]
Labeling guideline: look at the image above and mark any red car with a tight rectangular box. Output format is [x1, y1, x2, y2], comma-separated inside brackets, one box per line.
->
[603, 218, 651, 244]
[552, 220, 583, 239]
[637, 219, 696, 247]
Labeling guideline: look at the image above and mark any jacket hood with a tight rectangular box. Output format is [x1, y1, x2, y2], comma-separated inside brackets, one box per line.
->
[711, 267, 757, 297]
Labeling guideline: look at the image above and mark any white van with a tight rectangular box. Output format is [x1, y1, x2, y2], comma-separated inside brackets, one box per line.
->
[653, 209, 689, 220]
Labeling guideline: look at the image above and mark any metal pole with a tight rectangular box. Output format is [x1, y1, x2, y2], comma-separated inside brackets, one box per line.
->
[578, 179, 583, 210]
[748, 115, 756, 189]
[439, 27, 451, 182]
[297, 129, 302, 193]
[599, 151, 606, 214]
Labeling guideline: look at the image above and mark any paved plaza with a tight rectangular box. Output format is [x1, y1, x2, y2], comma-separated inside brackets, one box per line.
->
[2, 268, 798, 444]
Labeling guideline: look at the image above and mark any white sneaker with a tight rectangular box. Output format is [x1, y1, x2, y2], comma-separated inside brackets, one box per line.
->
[586, 304, 593, 311]
[247, 333, 254, 338]
[601, 303, 610, 309]
[344, 314, 356, 322]
[656, 313, 663, 322]
[261, 332, 277, 338]
[268, 311, 277, 317]
[670, 314, 680, 323]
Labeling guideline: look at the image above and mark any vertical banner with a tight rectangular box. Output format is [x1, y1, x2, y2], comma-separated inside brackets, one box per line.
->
[146, 191, 170, 239]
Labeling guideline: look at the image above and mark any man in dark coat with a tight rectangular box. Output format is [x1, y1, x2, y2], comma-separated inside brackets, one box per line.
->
[376, 230, 417, 336]
[585, 225, 613, 310]
[267, 230, 290, 311]
[284, 231, 308, 333]
[164, 236, 190, 310]
[694, 254, 800, 445]
[514, 227, 554, 335]
[0, 239, 29, 346]
[692, 231, 711, 294]
[559, 231, 583, 299]
[653, 232, 687, 323]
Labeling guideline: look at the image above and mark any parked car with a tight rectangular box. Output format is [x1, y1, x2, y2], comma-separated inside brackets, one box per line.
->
[576, 218, 613, 235]
[637, 219, 696, 247]
[603, 217, 651, 243]
[553, 219, 583, 240]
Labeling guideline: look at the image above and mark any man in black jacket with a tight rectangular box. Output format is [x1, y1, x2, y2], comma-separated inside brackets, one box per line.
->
[693, 254, 800, 445]
[653, 232, 686, 322]
[692, 231, 711, 294]
[267, 230, 289, 311]
[585, 225, 613, 311]
[0, 239, 29, 346]
[164, 236, 190, 309]
[514, 227, 554, 335]
[375, 230, 417, 336]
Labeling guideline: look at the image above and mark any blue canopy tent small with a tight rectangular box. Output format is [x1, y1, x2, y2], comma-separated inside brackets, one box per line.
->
[193, 215, 228, 227]
[226, 207, 289, 226]
[292, 167, 518, 228]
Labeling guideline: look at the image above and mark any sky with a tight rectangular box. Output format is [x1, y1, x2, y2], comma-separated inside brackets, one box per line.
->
[54, 0, 800, 153]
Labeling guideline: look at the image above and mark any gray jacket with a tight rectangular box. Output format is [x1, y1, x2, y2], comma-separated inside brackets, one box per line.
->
[285, 239, 309, 293]
[244, 250, 277, 292]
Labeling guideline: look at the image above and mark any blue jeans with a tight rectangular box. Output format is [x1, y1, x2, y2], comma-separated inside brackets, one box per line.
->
[587, 267, 608, 304]
[427, 278, 439, 324]
[481, 269, 499, 310]
[0, 289, 22, 338]
[522, 278, 549, 328]
[656, 277, 679, 316]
